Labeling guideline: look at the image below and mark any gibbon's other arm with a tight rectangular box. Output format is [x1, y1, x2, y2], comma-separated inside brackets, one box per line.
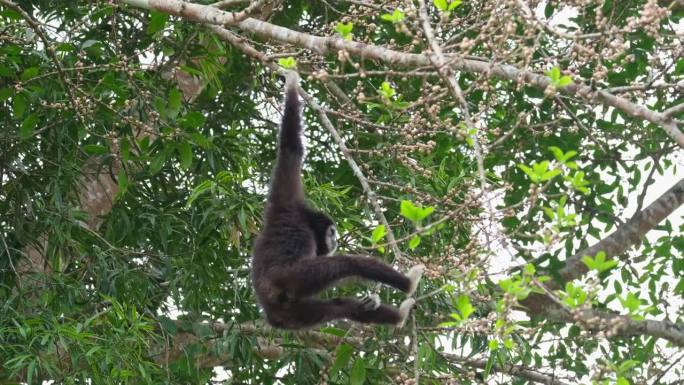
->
[269, 71, 304, 205]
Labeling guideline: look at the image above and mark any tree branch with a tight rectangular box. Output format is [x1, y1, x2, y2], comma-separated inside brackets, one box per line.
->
[442, 353, 572, 385]
[557, 177, 683, 284]
[119, 0, 684, 148]
[540, 305, 684, 347]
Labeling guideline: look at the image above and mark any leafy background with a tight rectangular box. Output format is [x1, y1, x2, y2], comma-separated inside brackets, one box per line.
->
[0, 0, 682, 384]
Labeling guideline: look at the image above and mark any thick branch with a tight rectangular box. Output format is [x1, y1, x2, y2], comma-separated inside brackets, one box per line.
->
[541, 306, 684, 347]
[520, 178, 684, 344]
[119, 0, 684, 148]
[557, 177, 684, 284]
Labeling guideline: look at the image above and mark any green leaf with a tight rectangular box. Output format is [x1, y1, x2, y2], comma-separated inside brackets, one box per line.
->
[557, 76, 573, 88]
[320, 327, 346, 337]
[330, 344, 353, 378]
[167, 88, 183, 119]
[0, 87, 12, 101]
[334, 22, 353, 40]
[517, 164, 539, 183]
[117, 168, 129, 198]
[546, 66, 561, 81]
[620, 293, 642, 313]
[177, 141, 193, 170]
[20, 67, 39, 81]
[187, 179, 213, 207]
[82, 144, 108, 155]
[149, 149, 169, 175]
[378, 81, 396, 100]
[350, 358, 366, 385]
[26, 360, 36, 385]
[433, 0, 448, 11]
[20, 113, 39, 139]
[121, 138, 131, 161]
[381, 9, 405, 23]
[409, 235, 421, 250]
[371, 225, 386, 243]
[13, 93, 26, 118]
[455, 294, 474, 320]
[148, 11, 168, 34]
[178, 112, 205, 130]
[447, 0, 462, 10]
[400, 200, 435, 223]
[488, 339, 499, 350]
[278, 57, 297, 69]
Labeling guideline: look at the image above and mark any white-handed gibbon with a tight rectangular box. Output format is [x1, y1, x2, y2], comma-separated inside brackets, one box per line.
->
[251, 72, 424, 330]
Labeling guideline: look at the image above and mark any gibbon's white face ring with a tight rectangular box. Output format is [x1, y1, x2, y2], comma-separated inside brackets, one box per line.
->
[325, 225, 337, 255]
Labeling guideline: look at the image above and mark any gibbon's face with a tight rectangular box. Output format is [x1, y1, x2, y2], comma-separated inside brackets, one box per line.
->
[325, 225, 337, 255]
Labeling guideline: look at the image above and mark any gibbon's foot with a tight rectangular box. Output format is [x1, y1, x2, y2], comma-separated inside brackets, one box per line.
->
[405, 264, 425, 297]
[396, 298, 416, 328]
[360, 294, 381, 311]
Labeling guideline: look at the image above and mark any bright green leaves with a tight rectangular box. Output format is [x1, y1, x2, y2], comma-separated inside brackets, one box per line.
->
[546, 66, 573, 88]
[499, 264, 549, 301]
[582, 251, 617, 274]
[438, 294, 475, 327]
[381, 9, 405, 23]
[542, 196, 577, 230]
[277, 56, 297, 69]
[378, 81, 396, 101]
[400, 200, 434, 250]
[561, 282, 588, 308]
[618, 293, 653, 319]
[335, 22, 354, 41]
[549, 146, 578, 169]
[370, 224, 387, 253]
[518, 161, 561, 184]
[433, 0, 462, 14]
[400, 200, 434, 224]
[408, 235, 421, 250]
[374, 81, 410, 110]
[612, 360, 640, 385]
[565, 171, 590, 195]
[620, 292, 641, 314]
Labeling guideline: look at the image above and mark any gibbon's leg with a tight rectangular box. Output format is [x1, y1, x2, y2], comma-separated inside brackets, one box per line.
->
[287, 296, 415, 327]
[270, 71, 305, 205]
[270, 255, 424, 298]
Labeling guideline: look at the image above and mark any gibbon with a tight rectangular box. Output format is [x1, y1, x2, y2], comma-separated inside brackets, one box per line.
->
[251, 72, 424, 330]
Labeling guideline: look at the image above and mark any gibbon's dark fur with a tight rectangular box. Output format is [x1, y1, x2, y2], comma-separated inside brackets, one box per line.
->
[251, 72, 423, 330]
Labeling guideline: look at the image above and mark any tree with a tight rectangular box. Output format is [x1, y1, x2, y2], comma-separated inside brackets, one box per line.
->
[0, 0, 682, 383]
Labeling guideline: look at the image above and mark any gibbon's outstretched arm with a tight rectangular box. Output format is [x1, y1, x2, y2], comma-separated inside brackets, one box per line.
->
[269, 71, 304, 205]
